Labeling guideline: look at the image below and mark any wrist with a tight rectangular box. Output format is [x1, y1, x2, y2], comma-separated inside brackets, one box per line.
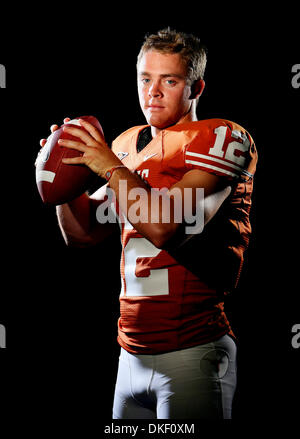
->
[104, 165, 128, 182]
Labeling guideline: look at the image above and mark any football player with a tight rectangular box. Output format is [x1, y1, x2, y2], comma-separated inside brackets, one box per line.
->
[40, 28, 257, 419]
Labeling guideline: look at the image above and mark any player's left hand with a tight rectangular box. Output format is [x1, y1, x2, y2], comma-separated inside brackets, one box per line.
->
[58, 118, 122, 178]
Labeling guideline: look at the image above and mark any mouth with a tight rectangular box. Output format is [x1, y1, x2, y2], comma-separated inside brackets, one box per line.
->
[147, 104, 165, 112]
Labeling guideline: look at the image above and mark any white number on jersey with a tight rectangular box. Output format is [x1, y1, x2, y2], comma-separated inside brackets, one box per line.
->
[121, 237, 169, 297]
[209, 126, 250, 167]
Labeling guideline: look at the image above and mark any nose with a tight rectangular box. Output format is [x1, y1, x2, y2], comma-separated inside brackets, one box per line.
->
[148, 80, 162, 98]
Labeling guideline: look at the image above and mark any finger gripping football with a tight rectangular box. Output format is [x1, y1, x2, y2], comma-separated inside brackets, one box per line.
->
[36, 115, 104, 205]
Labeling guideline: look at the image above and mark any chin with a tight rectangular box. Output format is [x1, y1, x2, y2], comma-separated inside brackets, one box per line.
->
[148, 115, 176, 130]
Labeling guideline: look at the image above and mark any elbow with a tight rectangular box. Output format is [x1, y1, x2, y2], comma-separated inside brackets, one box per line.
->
[150, 235, 166, 250]
[62, 232, 96, 248]
[147, 224, 177, 250]
[148, 221, 206, 250]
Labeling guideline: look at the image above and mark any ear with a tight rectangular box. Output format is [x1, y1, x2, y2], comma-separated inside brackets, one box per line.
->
[190, 79, 205, 99]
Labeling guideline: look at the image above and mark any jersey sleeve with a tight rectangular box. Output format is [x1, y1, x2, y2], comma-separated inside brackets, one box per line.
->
[184, 119, 257, 180]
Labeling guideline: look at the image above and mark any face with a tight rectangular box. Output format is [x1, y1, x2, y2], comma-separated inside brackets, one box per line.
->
[137, 50, 193, 132]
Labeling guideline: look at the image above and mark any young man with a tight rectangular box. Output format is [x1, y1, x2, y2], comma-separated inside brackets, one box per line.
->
[40, 29, 257, 419]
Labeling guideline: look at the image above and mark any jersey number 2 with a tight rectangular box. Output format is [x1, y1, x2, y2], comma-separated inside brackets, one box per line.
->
[121, 237, 169, 297]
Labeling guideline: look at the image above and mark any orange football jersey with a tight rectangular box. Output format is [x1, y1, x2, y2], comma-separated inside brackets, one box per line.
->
[111, 119, 258, 354]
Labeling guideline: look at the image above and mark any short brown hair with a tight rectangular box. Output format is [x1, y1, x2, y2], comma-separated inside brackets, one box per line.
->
[137, 28, 207, 84]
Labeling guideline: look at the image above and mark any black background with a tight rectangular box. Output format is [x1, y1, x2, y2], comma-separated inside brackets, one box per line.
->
[0, 4, 299, 433]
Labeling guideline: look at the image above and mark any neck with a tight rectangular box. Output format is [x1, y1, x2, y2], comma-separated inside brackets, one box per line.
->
[150, 102, 198, 138]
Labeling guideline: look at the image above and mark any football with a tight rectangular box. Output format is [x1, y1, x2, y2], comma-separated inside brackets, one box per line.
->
[35, 115, 104, 205]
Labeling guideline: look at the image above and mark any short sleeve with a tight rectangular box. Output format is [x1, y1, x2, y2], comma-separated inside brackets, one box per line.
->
[185, 119, 257, 180]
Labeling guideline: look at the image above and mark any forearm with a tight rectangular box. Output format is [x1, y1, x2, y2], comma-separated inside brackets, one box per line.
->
[56, 188, 117, 247]
[108, 167, 178, 248]
[56, 193, 93, 246]
[108, 167, 232, 249]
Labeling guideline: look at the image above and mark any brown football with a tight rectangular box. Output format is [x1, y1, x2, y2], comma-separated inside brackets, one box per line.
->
[36, 115, 104, 205]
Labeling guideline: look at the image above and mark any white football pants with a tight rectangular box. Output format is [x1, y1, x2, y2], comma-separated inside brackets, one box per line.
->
[113, 334, 237, 419]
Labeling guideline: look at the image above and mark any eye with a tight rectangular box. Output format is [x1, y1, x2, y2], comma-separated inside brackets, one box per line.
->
[141, 78, 150, 84]
[165, 79, 177, 86]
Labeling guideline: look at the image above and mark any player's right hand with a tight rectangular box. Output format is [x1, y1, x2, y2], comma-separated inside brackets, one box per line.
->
[39, 117, 71, 147]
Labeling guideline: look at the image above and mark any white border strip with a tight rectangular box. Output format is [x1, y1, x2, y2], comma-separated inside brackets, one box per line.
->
[185, 160, 238, 178]
[65, 119, 81, 126]
[36, 170, 56, 183]
[186, 151, 242, 171]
